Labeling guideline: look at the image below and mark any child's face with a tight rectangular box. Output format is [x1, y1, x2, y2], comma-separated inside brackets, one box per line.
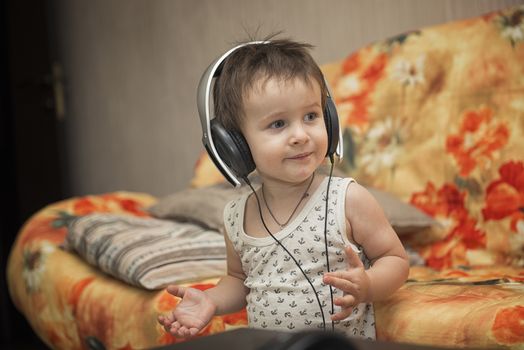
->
[241, 76, 328, 184]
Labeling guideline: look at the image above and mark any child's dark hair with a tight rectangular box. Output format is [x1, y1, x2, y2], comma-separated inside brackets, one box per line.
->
[213, 38, 327, 132]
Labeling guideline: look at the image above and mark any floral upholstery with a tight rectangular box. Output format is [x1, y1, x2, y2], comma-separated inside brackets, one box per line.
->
[7, 193, 246, 349]
[322, 6, 524, 270]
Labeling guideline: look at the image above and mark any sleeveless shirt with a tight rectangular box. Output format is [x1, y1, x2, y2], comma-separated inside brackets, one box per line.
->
[223, 176, 376, 339]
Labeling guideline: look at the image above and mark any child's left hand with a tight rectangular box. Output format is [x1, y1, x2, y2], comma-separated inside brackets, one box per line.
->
[322, 246, 370, 321]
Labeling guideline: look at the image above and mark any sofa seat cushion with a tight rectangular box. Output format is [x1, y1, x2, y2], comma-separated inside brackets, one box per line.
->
[375, 265, 524, 348]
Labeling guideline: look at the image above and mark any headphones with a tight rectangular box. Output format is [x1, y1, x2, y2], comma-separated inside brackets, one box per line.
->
[197, 41, 343, 187]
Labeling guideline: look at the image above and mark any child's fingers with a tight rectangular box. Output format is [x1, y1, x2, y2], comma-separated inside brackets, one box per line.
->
[166, 285, 186, 299]
[331, 307, 354, 321]
[161, 312, 175, 327]
[334, 295, 356, 309]
[176, 326, 192, 338]
[157, 315, 165, 325]
[323, 273, 359, 296]
[169, 322, 182, 336]
[344, 246, 364, 268]
[158, 314, 173, 333]
[170, 322, 200, 338]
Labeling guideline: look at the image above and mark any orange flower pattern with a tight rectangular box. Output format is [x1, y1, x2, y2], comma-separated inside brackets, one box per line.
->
[73, 193, 150, 217]
[446, 106, 509, 177]
[492, 305, 524, 344]
[335, 50, 388, 131]
[483, 161, 524, 232]
[410, 182, 486, 269]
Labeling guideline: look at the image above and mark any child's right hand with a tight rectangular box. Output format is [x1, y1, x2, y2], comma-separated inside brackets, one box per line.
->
[157, 285, 216, 337]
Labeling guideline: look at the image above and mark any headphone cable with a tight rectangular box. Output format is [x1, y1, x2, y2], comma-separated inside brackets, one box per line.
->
[244, 177, 328, 331]
[324, 155, 336, 332]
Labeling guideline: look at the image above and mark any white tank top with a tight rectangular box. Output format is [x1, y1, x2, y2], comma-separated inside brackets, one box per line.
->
[223, 176, 376, 339]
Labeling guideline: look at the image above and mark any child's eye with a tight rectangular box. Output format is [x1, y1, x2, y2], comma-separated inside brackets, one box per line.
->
[304, 113, 318, 122]
[269, 120, 286, 129]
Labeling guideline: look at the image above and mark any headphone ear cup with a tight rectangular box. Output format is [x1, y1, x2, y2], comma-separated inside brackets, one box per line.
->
[323, 95, 340, 157]
[210, 119, 256, 179]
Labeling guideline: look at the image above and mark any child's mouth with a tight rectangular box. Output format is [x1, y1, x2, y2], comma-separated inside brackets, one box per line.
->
[289, 152, 312, 160]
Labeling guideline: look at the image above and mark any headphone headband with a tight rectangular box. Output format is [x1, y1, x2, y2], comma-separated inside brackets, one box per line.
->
[197, 42, 268, 187]
[197, 41, 343, 187]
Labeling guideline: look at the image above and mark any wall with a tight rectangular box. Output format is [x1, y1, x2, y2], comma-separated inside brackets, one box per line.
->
[53, 0, 524, 197]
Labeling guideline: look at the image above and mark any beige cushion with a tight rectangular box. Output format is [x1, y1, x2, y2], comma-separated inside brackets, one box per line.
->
[148, 180, 437, 235]
[148, 182, 246, 231]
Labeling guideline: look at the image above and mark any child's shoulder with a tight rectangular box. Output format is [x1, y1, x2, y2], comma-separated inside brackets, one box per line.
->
[329, 175, 358, 191]
[342, 178, 373, 200]
[344, 180, 387, 219]
[224, 186, 253, 209]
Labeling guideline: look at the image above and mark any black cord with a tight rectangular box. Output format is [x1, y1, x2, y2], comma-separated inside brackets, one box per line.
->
[324, 155, 336, 332]
[244, 177, 328, 331]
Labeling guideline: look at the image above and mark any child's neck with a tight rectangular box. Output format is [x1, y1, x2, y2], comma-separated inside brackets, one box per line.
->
[260, 173, 317, 199]
[258, 172, 325, 228]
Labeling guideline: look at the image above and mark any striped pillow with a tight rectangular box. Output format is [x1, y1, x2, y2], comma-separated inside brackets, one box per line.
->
[65, 214, 226, 289]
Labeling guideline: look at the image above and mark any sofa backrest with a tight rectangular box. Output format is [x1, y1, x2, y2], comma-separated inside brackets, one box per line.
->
[324, 6, 524, 268]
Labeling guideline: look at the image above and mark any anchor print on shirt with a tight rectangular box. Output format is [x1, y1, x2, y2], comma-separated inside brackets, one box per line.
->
[227, 178, 374, 337]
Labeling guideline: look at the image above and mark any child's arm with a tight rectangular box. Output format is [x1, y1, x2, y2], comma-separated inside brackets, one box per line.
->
[323, 182, 409, 321]
[158, 231, 248, 337]
[203, 232, 249, 315]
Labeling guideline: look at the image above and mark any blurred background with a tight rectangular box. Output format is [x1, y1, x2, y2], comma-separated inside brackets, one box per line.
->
[2, 0, 524, 348]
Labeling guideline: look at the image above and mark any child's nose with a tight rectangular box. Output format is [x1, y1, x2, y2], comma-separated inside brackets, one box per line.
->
[290, 123, 309, 144]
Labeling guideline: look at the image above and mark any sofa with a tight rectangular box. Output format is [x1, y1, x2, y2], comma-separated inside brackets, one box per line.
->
[7, 6, 524, 349]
